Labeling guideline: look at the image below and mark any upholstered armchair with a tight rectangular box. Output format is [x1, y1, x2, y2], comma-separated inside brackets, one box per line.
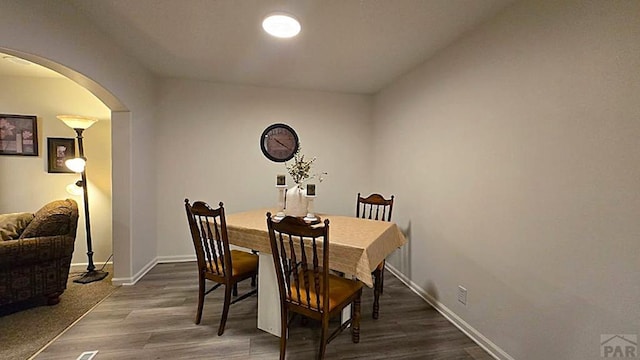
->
[0, 199, 79, 307]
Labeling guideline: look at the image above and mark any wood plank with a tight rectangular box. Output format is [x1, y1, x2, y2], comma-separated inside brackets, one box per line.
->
[35, 262, 493, 360]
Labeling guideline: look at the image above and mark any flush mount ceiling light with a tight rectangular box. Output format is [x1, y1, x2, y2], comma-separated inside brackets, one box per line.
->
[262, 13, 301, 38]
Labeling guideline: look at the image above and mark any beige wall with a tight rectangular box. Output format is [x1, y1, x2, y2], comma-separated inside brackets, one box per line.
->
[0, 76, 112, 266]
[374, 1, 640, 359]
[155, 78, 372, 259]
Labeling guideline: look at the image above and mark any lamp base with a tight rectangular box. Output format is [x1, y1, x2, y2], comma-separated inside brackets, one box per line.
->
[73, 270, 109, 284]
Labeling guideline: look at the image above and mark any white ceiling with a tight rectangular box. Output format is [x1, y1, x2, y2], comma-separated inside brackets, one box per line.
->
[5, 1, 515, 94]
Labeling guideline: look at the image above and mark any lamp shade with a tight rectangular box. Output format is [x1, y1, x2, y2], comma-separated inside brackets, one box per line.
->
[65, 157, 86, 173]
[66, 182, 83, 196]
[57, 115, 98, 130]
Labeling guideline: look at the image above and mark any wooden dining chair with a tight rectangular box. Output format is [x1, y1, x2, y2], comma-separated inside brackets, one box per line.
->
[356, 192, 394, 319]
[184, 199, 258, 336]
[266, 213, 363, 360]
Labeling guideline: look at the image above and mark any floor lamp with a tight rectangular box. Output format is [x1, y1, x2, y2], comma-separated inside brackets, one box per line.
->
[58, 115, 109, 284]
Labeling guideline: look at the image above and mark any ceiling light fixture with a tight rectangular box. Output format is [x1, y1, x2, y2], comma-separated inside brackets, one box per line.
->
[262, 13, 301, 38]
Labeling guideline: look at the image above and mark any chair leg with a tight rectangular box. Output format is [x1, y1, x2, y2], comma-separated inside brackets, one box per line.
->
[352, 294, 361, 344]
[372, 267, 382, 319]
[318, 315, 329, 360]
[195, 275, 205, 324]
[233, 283, 238, 296]
[380, 260, 385, 294]
[218, 283, 233, 336]
[279, 309, 288, 360]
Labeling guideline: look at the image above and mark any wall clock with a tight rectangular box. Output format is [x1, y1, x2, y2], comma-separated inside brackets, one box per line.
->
[260, 123, 299, 162]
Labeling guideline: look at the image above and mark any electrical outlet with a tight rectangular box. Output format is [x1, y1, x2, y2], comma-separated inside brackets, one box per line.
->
[457, 285, 467, 305]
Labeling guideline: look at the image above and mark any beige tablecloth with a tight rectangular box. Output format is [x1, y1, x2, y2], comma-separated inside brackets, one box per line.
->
[225, 209, 407, 287]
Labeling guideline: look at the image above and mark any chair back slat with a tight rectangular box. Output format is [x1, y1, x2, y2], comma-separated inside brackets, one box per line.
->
[278, 234, 293, 299]
[311, 237, 321, 309]
[199, 214, 221, 274]
[356, 193, 394, 222]
[287, 234, 302, 303]
[267, 214, 329, 313]
[298, 234, 312, 307]
[185, 200, 232, 279]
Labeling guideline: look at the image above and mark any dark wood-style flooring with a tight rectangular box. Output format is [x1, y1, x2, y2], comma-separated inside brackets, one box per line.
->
[35, 262, 494, 359]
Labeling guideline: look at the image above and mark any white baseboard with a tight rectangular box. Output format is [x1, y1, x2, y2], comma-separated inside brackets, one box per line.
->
[157, 255, 196, 263]
[385, 264, 514, 360]
[111, 257, 158, 286]
[102, 256, 196, 286]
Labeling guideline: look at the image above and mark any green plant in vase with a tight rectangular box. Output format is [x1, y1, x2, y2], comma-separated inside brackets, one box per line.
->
[284, 147, 327, 216]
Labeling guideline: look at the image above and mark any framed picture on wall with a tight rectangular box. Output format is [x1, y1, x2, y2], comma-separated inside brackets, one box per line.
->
[0, 114, 38, 156]
[47, 137, 76, 173]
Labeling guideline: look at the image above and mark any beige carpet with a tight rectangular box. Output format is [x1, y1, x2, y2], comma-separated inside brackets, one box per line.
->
[0, 265, 116, 360]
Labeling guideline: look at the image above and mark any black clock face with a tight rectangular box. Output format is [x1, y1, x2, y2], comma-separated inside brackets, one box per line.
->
[260, 123, 299, 162]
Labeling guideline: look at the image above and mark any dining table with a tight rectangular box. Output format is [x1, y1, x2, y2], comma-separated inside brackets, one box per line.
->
[224, 208, 407, 337]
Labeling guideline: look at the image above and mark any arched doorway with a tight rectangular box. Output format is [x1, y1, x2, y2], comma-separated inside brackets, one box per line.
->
[0, 48, 131, 283]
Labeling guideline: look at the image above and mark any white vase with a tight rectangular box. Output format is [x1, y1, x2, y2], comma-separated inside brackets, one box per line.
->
[284, 185, 308, 217]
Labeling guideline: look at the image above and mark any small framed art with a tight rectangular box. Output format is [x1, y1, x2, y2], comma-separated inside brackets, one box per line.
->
[47, 137, 76, 173]
[0, 114, 38, 156]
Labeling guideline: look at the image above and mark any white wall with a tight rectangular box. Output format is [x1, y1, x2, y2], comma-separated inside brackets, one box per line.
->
[155, 79, 372, 259]
[0, 76, 112, 266]
[0, 0, 157, 283]
[374, 1, 640, 359]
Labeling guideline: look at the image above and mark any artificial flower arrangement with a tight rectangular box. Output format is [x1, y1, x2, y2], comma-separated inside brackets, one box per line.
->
[285, 147, 327, 188]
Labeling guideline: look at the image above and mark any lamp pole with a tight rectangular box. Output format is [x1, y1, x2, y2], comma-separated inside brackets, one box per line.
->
[75, 129, 97, 272]
[72, 127, 108, 284]
[57, 114, 109, 284]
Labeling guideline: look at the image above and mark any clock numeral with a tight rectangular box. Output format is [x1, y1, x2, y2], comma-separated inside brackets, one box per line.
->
[275, 150, 289, 158]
